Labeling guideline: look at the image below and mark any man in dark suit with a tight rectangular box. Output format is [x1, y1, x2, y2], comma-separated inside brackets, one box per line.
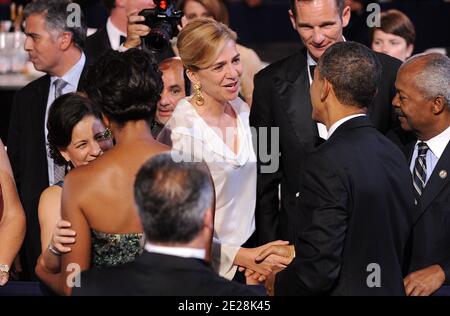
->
[251, 0, 401, 245]
[7, 0, 88, 280]
[73, 154, 261, 296]
[256, 42, 414, 295]
[391, 53, 450, 296]
[84, 0, 173, 63]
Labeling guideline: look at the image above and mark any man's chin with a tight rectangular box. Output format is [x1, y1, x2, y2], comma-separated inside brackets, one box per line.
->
[399, 117, 412, 132]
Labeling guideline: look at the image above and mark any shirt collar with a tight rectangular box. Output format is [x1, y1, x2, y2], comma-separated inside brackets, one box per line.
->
[106, 17, 127, 50]
[50, 53, 86, 89]
[416, 125, 450, 159]
[327, 114, 366, 139]
[144, 242, 206, 260]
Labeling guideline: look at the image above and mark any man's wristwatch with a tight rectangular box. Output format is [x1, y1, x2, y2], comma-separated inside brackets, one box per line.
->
[0, 264, 9, 274]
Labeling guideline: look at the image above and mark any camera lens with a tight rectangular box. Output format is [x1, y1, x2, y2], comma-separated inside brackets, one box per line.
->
[144, 23, 172, 52]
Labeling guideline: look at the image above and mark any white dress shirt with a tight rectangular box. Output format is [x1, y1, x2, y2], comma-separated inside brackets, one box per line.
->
[327, 114, 367, 139]
[144, 242, 205, 260]
[106, 17, 127, 51]
[45, 53, 86, 185]
[409, 125, 450, 184]
[307, 52, 328, 140]
[160, 97, 256, 280]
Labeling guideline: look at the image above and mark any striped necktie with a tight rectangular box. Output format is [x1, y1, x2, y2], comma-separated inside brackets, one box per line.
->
[413, 141, 429, 201]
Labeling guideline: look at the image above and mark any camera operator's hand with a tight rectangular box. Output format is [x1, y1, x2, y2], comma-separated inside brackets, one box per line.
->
[124, 11, 150, 49]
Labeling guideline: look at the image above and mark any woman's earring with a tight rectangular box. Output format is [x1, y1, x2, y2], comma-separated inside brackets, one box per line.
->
[193, 82, 204, 106]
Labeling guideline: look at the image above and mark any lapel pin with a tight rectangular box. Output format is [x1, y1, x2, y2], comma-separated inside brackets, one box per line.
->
[439, 170, 447, 179]
[296, 192, 300, 198]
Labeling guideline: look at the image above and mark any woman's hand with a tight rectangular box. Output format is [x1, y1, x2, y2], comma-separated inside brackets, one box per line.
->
[50, 220, 76, 254]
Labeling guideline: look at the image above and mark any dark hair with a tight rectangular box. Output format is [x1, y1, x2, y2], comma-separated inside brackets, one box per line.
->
[24, 0, 87, 49]
[370, 9, 415, 46]
[290, 0, 344, 18]
[102, 0, 116, 13]
[84, 49, 163, 127]
[134, 153, 213, 243]
[47, 93, 102, 166]
[317, 41, 381, 108]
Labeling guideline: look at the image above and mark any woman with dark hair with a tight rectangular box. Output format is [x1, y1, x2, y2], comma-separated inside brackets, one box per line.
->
[36, 93, 113, 276]
[35, 49, 169, 295]
[370, 9, 415, 62]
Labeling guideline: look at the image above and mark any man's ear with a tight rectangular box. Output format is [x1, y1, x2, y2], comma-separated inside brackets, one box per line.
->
[59, 32, 73, 50]
[288, 9, 297, 31]
[321, 78, 331, 102]
[341, 5, 351, 28]
[431, 95, 447, 115]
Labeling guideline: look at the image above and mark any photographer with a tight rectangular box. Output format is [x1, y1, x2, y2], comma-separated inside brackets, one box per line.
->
[122, 0, 178, 62]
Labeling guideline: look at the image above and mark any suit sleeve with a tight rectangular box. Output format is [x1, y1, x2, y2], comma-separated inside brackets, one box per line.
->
[438, 257, 450, 285]
[250, 70, 283, 245]
[7, 91, 23, 192]
[275, 152, 349, 295]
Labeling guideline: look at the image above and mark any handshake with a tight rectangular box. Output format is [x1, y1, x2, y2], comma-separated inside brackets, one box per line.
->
[235, 241, 295, 296]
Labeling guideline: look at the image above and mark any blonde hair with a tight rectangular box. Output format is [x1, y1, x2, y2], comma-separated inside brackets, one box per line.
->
[177, 18, 237, 72]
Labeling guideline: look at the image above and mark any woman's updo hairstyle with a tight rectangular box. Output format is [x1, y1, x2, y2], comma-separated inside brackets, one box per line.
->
[84, 48, 163, 126]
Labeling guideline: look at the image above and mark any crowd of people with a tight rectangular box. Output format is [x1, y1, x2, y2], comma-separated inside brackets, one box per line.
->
[0, 0, 449, 296]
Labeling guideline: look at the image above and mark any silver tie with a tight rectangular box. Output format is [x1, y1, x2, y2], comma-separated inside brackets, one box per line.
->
[53, 79, 68, 183]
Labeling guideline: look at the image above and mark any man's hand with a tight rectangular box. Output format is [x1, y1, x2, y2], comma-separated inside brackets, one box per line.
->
[404, 265, 446, 296]
[124, 11, 150, 49]
[234, 240, 290, 282]
[255, 244, 295, 264]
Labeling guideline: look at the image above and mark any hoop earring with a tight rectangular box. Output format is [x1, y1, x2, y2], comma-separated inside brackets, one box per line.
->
[193, 82, 204, 106]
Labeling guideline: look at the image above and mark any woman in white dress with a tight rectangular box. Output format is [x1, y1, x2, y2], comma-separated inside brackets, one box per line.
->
[159, 18, 288, 283]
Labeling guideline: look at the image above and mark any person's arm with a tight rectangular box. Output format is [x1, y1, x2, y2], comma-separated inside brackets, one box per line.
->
[0, 139, 26, 286]
[275, 153, 349, 295]
[404, 264, 446, 296]
[35, 172, 91, 296]
[250, 70, 283, 245]
[36, 186, 75, 273]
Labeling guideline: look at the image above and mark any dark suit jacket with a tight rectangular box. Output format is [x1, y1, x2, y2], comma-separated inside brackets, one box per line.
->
[83, 27, 112, 65]
[400, 138, 450, 285]
[250, 48, 402, 244]
[73, 251, 262, 296]
[84, 26, 175, 64]
[275, 116, 414, 295]
[7, 66, 88, 280]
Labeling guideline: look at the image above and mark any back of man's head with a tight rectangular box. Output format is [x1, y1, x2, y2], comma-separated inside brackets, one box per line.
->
[24, 0, 87, 49]
[134, 154, 213, 244]
[400, 53, 450, 108]
[317, 41, 381, 109]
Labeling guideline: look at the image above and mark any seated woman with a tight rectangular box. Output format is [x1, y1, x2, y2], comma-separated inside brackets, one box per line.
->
[0, 138, 26, 286]
[35, 49, 169, 295]
[159, 19, 288, 283]
[36, 93, 113, 275]
[370, 9, 415, 62]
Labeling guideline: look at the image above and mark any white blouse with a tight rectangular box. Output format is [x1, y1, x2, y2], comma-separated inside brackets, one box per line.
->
[159, 97, 256, 279]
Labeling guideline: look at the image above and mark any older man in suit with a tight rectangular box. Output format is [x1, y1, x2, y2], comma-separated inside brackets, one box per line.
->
[73, 154, 261, 296]
[392, 53, 450, 296]
[256, 42, 415, 296]
[7, 0, 87, 280]
[251, 0, 401, 246]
